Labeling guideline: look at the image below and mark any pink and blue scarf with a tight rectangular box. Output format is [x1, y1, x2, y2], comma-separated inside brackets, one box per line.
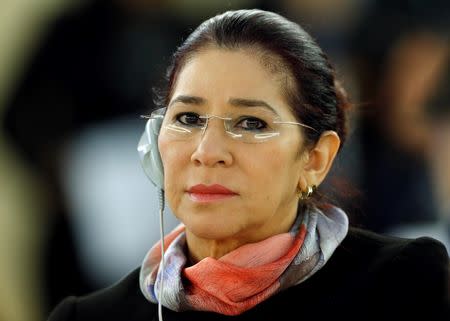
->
[140, 205, 348, 315]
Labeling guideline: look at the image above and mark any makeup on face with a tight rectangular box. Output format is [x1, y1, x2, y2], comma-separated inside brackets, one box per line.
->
[187, 184, 238, 203]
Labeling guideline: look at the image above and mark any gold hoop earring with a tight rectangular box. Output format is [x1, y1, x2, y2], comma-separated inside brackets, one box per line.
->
[299, 185, 316, 200]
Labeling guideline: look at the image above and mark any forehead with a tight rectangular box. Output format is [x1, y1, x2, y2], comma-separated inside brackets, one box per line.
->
[171, 47, 295, 118]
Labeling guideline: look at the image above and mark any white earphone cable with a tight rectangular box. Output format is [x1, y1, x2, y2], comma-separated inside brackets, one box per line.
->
[158, 188, 165, 321]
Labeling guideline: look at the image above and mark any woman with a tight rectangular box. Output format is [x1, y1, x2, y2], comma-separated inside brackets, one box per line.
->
[48, 9, 449, 321]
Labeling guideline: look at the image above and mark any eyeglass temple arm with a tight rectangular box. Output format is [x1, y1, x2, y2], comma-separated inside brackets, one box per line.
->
[273, 120, 318, 132]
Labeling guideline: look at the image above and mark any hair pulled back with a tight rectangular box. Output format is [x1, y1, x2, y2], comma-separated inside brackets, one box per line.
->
[154, 9, 350, 150]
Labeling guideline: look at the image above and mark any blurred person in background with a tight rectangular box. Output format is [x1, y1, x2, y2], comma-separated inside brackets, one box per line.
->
[0, 2, 77, 320]
[48, 9, 449, 321]
[352, 0, 450, 247]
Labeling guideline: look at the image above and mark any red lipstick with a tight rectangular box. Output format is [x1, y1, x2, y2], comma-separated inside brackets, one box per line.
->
[187, 184, 238, 203]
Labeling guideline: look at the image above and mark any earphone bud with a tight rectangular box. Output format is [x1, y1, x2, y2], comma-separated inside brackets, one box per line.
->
[137, 115, 164, 189]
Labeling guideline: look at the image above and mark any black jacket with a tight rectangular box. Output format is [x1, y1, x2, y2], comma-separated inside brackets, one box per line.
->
[48, 227, 449, 321]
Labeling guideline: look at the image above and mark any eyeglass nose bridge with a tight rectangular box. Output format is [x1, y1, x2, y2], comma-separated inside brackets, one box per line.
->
[199, 114, 234, 137]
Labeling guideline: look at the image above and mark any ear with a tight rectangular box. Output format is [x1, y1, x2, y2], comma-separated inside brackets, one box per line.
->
[302, 131, 340, 187]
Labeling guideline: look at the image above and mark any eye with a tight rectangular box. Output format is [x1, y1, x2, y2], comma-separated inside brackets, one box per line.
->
[236, 117, 267, 131]
[176, 112, 205, 127]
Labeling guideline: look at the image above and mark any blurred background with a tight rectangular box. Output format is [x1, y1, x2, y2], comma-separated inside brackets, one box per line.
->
[0, 0, 448, 320]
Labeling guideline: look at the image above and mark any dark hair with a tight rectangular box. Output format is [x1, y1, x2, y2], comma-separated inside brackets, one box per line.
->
[154, 9, 351, 150]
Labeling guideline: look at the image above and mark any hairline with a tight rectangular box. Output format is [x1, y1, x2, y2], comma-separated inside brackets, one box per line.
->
[169, 42, 299, 117]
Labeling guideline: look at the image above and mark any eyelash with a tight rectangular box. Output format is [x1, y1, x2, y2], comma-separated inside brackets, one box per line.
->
[235, 116, 268, 131]
[175, 112, 205, 127]
[174, 112, 268, 131]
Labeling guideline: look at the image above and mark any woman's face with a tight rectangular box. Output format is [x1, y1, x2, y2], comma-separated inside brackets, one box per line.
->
[159, 47, 308, 244]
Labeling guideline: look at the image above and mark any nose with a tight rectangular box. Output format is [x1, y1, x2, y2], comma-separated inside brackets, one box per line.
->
[190, 118, 233, 167]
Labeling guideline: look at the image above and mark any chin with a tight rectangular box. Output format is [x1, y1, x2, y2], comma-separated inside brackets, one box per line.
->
[174, 200, 255, 241]
[183, 218, 242, 241]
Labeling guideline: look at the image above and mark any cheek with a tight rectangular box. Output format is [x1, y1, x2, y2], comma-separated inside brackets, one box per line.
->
[267, 145, 302, 192]
[159, 136, 189, 171]
[158, 134, 170, 164]
[262, 144, 296, 173]
[158, 137, 188, 204]
[245, 145, 297, 197]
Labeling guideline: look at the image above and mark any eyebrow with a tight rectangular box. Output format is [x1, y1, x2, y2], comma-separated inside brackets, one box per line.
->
[169, 95, 279, 115]
[169, 95, 206, 107]
[228, 98, 279, 115]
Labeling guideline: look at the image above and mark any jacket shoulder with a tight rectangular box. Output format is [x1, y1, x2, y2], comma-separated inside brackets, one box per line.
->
[344, 226, 449, 262]
[48, 296, 77, 321]
[47, 268, 156, 321]
[342, 227, 449, 282]
[337, 227, 449, 318]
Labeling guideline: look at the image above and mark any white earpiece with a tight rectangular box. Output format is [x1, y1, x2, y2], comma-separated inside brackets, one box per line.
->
[137, 117, 164, 188]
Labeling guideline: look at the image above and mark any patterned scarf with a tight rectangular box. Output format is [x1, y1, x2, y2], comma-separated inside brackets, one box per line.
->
[140, 205, 348, 316]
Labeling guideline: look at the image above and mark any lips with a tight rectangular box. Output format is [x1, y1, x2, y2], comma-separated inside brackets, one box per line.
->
[188, 184, 237, 195]
[187, 184, 238, 203]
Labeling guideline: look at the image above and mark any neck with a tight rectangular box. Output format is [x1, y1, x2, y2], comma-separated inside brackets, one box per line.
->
[185, 204, 298, 264]
[186, 236, 244, 264]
